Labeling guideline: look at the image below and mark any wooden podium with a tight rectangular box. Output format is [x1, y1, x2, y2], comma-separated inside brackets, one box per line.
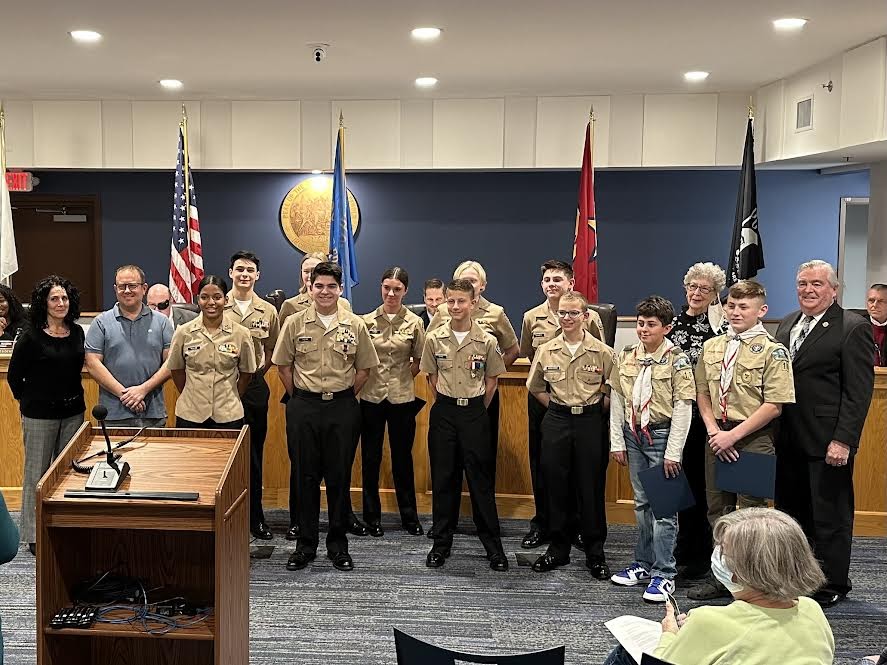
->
[35, 425, 250, 665]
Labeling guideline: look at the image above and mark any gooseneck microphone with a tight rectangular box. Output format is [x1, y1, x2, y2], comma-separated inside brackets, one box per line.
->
[85, 405, 130, 491]
[91, 405, 119, 473]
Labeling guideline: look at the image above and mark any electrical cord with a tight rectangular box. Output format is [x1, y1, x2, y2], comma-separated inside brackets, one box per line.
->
[71, 428, 146, 474]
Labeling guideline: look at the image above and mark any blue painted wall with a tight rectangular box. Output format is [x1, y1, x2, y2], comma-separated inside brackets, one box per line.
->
[29, 168, 869, 320]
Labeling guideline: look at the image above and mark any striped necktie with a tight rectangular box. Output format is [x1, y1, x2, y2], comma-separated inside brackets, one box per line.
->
[790, 315, 813, 359]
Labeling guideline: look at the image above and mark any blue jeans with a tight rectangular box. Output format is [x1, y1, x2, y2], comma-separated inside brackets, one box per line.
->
[625, 424, 678, 579]
[602, 645, 639, 665]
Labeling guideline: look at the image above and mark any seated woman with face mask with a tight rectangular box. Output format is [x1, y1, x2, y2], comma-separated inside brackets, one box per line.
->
[604, 507, 835, 665]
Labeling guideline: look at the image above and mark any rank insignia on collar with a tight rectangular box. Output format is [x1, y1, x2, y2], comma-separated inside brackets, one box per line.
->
[750, 343, 764, 353]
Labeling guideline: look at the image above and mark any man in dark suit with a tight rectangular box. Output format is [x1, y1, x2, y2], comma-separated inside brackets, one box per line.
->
[421, 278, 445, 329]
[775, 260, 875, 607]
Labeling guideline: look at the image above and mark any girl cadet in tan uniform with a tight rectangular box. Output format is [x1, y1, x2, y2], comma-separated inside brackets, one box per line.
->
[279, 251, 353, 327]
[358, 267, 427, 537]
[167, 275, 257, 428]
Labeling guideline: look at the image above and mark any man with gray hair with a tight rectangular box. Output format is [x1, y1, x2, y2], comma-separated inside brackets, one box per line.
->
[147, 283, 198, 329]
[775, 259, 874, 607]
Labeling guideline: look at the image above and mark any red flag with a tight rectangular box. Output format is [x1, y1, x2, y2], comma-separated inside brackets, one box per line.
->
[572, 121, 598, 302]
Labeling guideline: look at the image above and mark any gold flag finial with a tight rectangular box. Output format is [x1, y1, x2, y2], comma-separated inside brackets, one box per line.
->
[589, 105, 595, 122]
[747, 95, 755, 120]
[339, 110, 345, 129]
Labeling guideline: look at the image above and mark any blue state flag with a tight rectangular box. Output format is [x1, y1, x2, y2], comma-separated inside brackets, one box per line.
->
[329, 126, 358, 300]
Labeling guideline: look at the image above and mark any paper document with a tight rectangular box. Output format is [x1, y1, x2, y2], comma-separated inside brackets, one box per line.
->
[604, 615, 663, 664]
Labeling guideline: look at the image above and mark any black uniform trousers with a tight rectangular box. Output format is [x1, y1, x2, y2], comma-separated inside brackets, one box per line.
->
[674, 413, 712, 568]
[540, 404, 608, 563]
[241, 373, 270, 529]
[286, 391, 360, 556]
[775, 449, 855, 595]
[176, 417, 243, 429]
[360, 399, 420, 527]
[429, 396, 503, 557]
[488, 390, 501, 475]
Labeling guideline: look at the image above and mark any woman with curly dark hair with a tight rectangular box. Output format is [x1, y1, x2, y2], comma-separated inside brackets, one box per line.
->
[7, 275, 85, 555]
[0, 285, 26, 341]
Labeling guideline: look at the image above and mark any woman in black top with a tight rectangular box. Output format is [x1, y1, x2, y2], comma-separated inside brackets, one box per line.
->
[7, 276, 85, 554]
[0, 285, 26, 341]
[666, 262, 725, 580]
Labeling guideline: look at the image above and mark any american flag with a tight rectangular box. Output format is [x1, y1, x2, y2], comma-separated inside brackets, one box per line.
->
[168, 126, 203, 303]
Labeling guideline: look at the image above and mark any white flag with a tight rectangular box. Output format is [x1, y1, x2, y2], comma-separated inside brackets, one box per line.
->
[0, 170, 17, 286]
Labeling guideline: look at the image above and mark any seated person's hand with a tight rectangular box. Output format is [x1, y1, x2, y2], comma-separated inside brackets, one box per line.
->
[661, 602, 680, 635]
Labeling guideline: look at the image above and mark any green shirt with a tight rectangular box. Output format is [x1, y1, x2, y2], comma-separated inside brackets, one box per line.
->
[655, 598, 834, 665]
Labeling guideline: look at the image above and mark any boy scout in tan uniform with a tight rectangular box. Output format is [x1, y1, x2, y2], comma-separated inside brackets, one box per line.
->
[167, 314, 257, 427]
[526, 292, 615, 576]
[224, 251, 281, 541]
[689, 280, 794, 600]
[272, 262, 378, 573]
[519, 259, 605, 549]
[420, 279, 508, 572]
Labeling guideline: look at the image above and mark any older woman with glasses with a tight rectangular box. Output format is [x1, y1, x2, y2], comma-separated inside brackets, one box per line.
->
[667, 262, 726, 581]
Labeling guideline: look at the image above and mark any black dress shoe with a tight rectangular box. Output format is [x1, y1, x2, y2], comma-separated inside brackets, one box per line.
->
[403, 522, 424, 536]
[572, 533, 586, 552]
[286, 550, 316, 571]
[426, 549, 450, 568]
[285, 525, 300, 541]
[328, 551, 354, 571]
[532, 553, 569, 573]
[426, 526, 436, 539]
[812, 589, 845, 608]
[521, 529, 548, 549]
[250, 522, 273, 540]
[348, 518, 369, 536]
[367, 523, 384, 538]
[587, 560, 611, 580]
[489, 553, 509, 572]
[27, 543, 36, 556]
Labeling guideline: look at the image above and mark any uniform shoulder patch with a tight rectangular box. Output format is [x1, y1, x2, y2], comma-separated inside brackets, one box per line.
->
[672, 355, 691, 371]
[771, 347, 789, 361]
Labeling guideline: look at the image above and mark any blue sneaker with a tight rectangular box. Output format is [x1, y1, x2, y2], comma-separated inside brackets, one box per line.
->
[643, 576, 676, 602]
[610, 562, 651, 586]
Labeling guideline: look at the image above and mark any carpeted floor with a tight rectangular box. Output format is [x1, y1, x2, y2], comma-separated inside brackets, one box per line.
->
[1, 510, 885, 664]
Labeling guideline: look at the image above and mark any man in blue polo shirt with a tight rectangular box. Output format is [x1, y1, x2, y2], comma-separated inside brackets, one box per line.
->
[85, 264, 174, 427]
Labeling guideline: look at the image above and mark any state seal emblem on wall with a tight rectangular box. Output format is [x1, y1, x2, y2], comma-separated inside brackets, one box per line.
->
[279, 176, 360, 254]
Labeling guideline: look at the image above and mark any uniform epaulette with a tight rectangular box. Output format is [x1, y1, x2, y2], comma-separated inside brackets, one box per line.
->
[622, 343, 638, 353]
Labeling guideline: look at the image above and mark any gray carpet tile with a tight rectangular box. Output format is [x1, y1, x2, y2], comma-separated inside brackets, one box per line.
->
[1, 510, 885, 664]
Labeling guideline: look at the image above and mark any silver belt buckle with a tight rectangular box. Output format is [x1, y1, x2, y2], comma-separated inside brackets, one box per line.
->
[322, 392, 334, 401]
[571, 406, 584, 415]
[456, 397, 469, 407]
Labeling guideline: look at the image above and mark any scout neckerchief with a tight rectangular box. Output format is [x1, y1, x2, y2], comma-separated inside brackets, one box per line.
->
[719, 323, 767, 422]
[631, 339, 674, 445]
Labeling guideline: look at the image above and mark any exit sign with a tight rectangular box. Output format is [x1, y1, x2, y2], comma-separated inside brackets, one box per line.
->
[5, 171, 33, 192]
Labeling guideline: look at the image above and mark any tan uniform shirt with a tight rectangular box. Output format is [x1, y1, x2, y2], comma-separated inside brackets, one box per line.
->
[609, 342, 696, 423]
[167, 316, 257, 422]
[526, 331, 615, 406]
[420, 322, 506, 398]
[360, 305, 426, 404]
[519, 301, 605, 360]
[272, 304, 378, 393]
[279, 292, 352, 327]
[428, 296, 518, 352]
[224, 292, 280, 368]
[696, 333, 795, 421]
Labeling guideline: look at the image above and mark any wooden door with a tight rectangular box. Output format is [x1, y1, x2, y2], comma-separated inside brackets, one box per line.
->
[9, 195, 102, 311]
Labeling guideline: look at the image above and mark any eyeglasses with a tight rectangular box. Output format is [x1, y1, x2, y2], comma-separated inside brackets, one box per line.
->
[149, 299, 170, 311]
[557, 310, 584, 319]
[685, 283, 714, 295]
[115, 283, 144, 293]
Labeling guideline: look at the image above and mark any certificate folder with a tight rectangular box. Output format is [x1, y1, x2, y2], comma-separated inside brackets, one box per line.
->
[636, 466, 696, 519]
[715, 451, 776, 499]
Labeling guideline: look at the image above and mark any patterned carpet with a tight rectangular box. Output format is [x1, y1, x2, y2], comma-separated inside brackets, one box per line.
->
[1, 510, 885, 664]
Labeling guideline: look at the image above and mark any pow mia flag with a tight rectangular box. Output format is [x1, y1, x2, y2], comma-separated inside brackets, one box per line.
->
[727, 117, 764, 286]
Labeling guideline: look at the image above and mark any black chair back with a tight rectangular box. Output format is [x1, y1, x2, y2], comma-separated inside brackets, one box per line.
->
[265, 289, 287, 312]
[393, 628, 565, 665]
[405, 303, 427, 317]
[589, 303, 617, 347]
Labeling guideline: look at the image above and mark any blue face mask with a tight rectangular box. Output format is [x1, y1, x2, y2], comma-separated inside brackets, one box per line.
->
[711, 545, 744, 593]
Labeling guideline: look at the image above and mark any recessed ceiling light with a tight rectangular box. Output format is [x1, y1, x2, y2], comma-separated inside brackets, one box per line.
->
[773, 17, 808, 30]
[311, 169, 322, 175]
[683, 71, 709, 82]
[411, 27, 441, 41]
[415, 77, 438, 88]
[159, 79, 183, 90]
[69, 30, 102, 43]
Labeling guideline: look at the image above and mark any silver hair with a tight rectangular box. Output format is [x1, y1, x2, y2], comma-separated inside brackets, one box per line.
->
[714, 508, 826, 603]
[797, 260, 839, 288]
[683, 262, 726, 293]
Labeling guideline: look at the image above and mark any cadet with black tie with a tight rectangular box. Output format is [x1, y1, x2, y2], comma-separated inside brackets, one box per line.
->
[420, 278, 508, 572]
[526, 291, 615, 578]
[272, 262, 379, 572]
[519, 259, 604, 550]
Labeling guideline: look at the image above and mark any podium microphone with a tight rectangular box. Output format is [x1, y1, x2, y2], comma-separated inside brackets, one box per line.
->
[85, 405, 131, 492]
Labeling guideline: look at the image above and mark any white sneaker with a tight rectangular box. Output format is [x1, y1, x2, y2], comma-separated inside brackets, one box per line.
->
[643, 576, 676, 602]
[610, 562, 651, 586]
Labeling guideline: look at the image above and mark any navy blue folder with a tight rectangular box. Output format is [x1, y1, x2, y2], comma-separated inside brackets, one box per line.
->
[715, 451, 776, 499]
[636, 466, 696, 520]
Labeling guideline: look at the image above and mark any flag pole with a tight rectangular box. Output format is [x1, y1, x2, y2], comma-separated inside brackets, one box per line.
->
[181, 104, 190, 221]
[589, 105, 595, 165]
[0, 104, 7, 175]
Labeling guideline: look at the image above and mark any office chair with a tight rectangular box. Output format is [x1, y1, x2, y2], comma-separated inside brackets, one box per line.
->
[393, 628, 565, 665]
